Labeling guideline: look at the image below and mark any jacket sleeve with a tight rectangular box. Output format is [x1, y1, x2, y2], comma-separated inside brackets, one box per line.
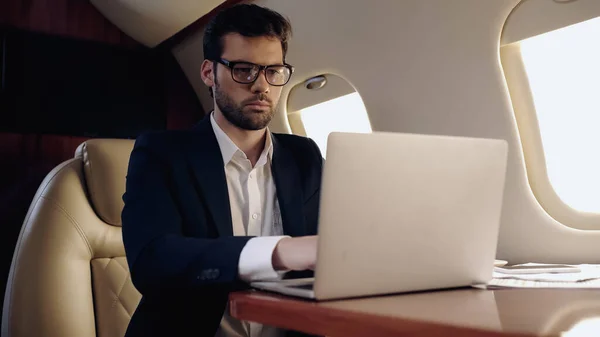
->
[121, 133, 252, 296]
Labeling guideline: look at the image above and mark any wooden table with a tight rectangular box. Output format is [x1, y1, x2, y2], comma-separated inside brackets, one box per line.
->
[229, 288, 600, 336]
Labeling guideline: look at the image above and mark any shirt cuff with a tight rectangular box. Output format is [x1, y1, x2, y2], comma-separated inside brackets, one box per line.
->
[238, 236, 290, 282]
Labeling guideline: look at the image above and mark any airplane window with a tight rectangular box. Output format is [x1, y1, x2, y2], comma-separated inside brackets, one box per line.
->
[562, 317, 600, 337]
[520, 17, 600, 213]
[298, 92, 372, 157]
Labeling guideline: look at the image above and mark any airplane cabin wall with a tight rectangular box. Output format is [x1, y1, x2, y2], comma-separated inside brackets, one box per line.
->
[174, 0, 600, 264]
[0, 0, 137, 46]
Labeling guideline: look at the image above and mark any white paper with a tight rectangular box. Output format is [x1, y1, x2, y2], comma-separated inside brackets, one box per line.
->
[473, 264, 600, 290]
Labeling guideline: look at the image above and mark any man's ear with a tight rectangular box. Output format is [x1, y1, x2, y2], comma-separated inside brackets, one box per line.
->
[200, 60, 215, 88]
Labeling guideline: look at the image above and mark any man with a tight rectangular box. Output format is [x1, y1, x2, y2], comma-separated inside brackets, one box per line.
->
[122, 4, 322, 337]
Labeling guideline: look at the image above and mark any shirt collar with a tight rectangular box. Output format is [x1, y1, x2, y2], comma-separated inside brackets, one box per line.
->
[210, 112, 273, 167]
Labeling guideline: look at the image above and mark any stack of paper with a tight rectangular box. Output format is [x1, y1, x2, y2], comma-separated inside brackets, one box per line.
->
[474, 264, 600, 290]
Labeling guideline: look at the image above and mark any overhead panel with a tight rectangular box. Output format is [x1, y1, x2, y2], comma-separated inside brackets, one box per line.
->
[90, 0, 225, 47]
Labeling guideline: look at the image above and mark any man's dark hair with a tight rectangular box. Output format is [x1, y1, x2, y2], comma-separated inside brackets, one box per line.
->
[203, 4, 292, 62]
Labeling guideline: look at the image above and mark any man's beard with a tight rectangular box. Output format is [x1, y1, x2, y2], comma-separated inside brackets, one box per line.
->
[214, 81, 275, 131]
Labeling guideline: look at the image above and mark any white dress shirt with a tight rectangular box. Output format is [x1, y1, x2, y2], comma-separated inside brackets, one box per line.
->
[210, 113, 286, 337]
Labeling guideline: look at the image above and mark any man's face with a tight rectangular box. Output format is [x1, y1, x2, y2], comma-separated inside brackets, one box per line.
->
[206, 33, 285, 131]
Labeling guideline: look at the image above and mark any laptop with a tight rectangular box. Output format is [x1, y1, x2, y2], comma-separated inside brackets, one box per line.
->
[251, 131, 508, 301]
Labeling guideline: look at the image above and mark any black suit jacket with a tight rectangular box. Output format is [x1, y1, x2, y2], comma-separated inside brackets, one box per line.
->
[122, 115, 323, 337]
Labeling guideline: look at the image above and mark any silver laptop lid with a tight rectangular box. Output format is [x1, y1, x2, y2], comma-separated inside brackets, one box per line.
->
[313, 131, 508, 300]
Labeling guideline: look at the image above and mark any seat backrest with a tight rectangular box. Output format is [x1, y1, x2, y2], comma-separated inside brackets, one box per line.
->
[2, 139, 141, 337]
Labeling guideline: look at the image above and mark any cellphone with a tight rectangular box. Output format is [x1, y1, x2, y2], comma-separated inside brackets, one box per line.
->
[494, 264, 581, 275]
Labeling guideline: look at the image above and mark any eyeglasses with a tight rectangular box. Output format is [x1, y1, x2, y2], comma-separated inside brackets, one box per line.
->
[214, 58, 294, 86]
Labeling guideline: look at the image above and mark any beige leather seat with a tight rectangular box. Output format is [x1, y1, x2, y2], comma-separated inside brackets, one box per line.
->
[2, 139, 141, 337]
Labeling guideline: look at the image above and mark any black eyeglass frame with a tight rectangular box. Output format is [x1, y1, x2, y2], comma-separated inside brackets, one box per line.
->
[213, 58, 295, 86]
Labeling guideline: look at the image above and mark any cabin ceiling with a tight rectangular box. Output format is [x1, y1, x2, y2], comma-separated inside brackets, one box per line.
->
[89, 0, 228, 47]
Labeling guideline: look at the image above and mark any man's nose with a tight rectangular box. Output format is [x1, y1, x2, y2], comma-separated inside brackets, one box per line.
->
[250, 70, 270, 94]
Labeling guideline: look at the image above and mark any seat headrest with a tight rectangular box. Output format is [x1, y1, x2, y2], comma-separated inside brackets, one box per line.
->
[75, 139, 135, 227]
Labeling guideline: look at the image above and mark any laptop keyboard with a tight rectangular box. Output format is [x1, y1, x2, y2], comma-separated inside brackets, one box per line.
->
[290, 283, 314, 290]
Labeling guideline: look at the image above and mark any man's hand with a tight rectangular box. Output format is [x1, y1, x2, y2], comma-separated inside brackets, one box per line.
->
[272, 236, 318, 271]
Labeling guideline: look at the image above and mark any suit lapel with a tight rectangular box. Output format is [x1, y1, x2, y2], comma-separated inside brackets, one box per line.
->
[271, 135, 306, 237]
[187, 116, 233, 237]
